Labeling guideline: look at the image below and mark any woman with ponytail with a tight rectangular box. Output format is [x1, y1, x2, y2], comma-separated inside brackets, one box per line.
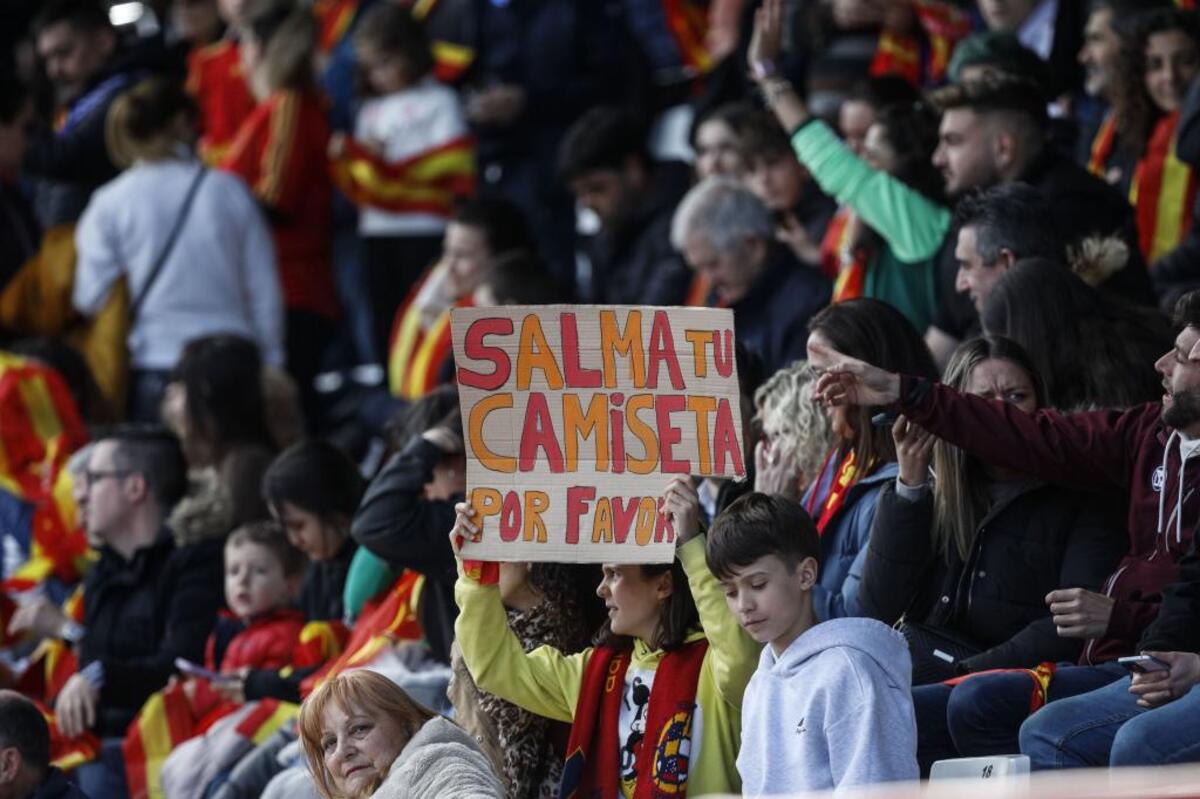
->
[74, 75, 284, 422]
[220, 0, 338, 424]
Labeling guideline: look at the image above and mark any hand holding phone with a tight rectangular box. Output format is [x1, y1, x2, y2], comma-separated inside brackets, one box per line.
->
[1117, 654, 1171, 674]
[174, 657, 235, 683]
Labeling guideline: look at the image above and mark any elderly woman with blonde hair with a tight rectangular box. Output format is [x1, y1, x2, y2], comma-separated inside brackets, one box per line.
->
[752, 360, 836, 501]
[297, 670, 504, 799]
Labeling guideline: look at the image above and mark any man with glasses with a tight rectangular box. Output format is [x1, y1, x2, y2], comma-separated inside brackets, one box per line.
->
[9, 427, 223, 798]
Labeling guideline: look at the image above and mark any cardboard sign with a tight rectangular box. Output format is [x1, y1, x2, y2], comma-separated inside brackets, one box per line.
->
[451, 305, 746, 564]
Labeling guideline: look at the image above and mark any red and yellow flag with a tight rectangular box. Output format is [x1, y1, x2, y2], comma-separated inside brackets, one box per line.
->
[387, 279, 470, 399]
[944, 661, 1058, 713]
[331, 135, 475, 217]
[314, 0, 358, 54]
[662, 0, 714, 77]
[0, 353, 90, 593]
[1129, 112, 1198, 263]
[300, 570, 426, 697]
[870, 0, 971, 87]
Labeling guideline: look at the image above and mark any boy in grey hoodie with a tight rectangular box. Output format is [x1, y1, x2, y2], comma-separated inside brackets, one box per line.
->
[707, 492, 919, 795]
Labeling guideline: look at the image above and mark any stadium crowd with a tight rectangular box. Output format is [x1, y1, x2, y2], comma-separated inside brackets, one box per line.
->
[2, 0, 1200, 796]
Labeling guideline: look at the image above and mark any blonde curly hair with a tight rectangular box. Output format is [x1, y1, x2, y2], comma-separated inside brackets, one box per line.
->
[753, 361, 835, 492]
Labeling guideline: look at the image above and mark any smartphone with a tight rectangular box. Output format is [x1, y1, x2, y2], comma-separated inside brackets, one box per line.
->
[1117, 654, 1171, 674]
[871, 410, 900, 427]
[174, 657, 235, 683]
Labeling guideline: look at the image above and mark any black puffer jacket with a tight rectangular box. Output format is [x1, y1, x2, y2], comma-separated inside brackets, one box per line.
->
[81, 531, 224, 736]
[860, 478, 1127, 673]
[352, 436, 460, 664]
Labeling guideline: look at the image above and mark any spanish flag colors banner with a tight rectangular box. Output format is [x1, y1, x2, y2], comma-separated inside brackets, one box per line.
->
[331, 136, 475, 218]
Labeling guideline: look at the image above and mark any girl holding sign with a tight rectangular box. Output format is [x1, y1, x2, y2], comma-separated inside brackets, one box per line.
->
[451, 476, 760, 797]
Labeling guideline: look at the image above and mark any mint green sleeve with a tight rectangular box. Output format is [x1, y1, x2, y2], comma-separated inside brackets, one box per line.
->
[453, 576, 589, 723]
[342, 547, 397, 623]
[678, 535, 761, 708]
[791, 120, 952, 262]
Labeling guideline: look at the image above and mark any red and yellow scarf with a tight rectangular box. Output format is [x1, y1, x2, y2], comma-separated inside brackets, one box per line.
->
[1129, 111, 1198, 262]
[561, 640, 708, 799]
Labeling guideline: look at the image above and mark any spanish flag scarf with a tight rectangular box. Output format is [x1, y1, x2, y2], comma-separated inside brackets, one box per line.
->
[560, 639, 708, 799]
[1129, 111, 1198, 262]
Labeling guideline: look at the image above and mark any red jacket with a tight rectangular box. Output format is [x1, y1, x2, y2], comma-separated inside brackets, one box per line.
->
[204, 608, 307, 673]
[186, 40, 256, 165]
[901, 378, 1198, 664]
[220, 89, 339, 318]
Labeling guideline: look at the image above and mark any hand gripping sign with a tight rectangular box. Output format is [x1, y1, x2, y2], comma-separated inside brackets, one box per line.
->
[451, 305, 747, 564]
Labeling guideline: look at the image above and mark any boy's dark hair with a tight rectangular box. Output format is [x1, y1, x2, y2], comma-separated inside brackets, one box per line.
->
[352, 3, 434, 81]
[737, 109, 794, 163]
[105, 425, 188, 511]
[954, 183, 1064, 265]
[557, 106, 648, 183]
[928, 71, 1047, 131]
[479, 250, 567, 305]
[0, 691, 50, 775]
[33, 0, 113, 36]
[227, 520, 307, 578]
[262, 440, 365, 524]
[453, 196, 534, 257]
[706, 492, 819, 580]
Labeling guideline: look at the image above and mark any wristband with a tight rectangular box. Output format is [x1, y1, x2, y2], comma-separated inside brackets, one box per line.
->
[751, 59, 777, 80]
[463, 560, 500, 585]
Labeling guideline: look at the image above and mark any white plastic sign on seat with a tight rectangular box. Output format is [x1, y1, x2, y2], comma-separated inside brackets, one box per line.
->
[930, 754, 1031, 783]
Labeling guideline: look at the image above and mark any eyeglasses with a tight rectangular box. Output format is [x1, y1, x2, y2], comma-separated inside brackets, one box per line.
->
[84, 469, 132, 485]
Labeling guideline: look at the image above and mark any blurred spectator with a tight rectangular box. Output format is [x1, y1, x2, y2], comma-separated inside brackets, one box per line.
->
[25, 0, 181, 227]
[186, 0, 257, 164]
[837, 75, 920, 159]
[387, 196, 533, 399]
[740, 109, 836, 269]
[1077, 0, 1162, 182]
[976, 0, 1084, 97]
[331, 3, 471, 364]
[171, 0, 225, 50]
[221, 0, 338, 424]
[463, 0, 626, 286]
[1109, 8, 1200, 263]
[161, 334, 277, 530]
[0, 74, 39, 289]
[671, 177, 830, 375]
[947, 31, 1052, 86]
[73, 76, 283, 423]
[689, 100, 757, 180]
[67, 427, 223, 797]
[559, 106, 692, 305]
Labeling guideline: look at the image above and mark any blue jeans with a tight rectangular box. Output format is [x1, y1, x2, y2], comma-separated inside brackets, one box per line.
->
[914, 663, 1126, 775]
[1020, 673, 1200, 768]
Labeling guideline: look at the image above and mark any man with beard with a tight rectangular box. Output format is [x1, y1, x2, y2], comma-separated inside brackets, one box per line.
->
[804, 290, 1200, 773]
[557, 106, 692, 306]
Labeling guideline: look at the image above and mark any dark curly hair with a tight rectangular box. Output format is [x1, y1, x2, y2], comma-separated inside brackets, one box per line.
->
[1114, 8, 1200, 156]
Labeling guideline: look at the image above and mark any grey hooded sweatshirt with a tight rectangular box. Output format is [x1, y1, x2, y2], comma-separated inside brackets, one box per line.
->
[737, 617, 919, 795]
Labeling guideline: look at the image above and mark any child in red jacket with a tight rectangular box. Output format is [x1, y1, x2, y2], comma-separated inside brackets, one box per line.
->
[122, 522, 307, 798]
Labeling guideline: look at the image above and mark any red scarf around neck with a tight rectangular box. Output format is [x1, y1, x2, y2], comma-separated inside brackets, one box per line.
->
[560, 639, 708, 799]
